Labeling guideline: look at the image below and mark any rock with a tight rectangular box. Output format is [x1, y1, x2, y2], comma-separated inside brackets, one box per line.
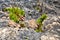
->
[0, 11, 10, 27]
[0, 27, 41, 40]
[8, 20, 20, 28]
[41, 32, 60, 40]
[41, 18, 60, 40]
[0, 0, 60, 40]
[42, 14, 60, 31]
[28, 19, 38, 29]
[0, 11, 9, 18]
[0, 18, 9, 27]
[0, 0, 40, 20]
[42, 0, 60, 15]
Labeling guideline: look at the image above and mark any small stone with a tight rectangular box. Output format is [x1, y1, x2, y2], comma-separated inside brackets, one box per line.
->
[2, 17, 6, 19]
[28, 19, 38, 29]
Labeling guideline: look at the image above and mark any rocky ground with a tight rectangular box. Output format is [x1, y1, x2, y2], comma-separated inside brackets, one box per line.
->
[0, 0, 60, 40]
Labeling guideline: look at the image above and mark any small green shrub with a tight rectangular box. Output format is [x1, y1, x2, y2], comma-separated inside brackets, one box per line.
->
[35, 13, 47, 32]
[5, 7, 25, 23]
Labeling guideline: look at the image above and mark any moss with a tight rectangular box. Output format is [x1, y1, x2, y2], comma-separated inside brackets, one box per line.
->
[5, 7, 25, 23]
[35, 13, 47, 32]
[35, 6, 42, 12]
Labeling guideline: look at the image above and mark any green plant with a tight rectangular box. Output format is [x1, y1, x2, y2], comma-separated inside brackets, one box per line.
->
[35, 13, 47, 32]
[5, 7, 25, 23]
[35, 6, 41, 12]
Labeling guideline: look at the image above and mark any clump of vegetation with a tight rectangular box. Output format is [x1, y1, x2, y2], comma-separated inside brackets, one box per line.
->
[34, 6, 42, 12]
[33, 2, 42, 12]
[5, 7, 25, 23]
[35, 6, 40, 11]
[35, 13, 47, 32]
[19, 21, 26, 28]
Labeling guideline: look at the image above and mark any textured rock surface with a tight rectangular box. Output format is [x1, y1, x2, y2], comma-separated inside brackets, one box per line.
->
[42, 14, 60, 31]
[41, 22, 60, 40]
[41, 0, 60, 17]
[41, 32, 60, 40]
[0, 0, 60, 40]
[0, 25, 60, 40]
[0, 27, 41, 40]
[0, 11, 9, 27]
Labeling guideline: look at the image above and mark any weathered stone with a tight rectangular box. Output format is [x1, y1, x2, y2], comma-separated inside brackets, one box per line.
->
[28, 19, 38, 29]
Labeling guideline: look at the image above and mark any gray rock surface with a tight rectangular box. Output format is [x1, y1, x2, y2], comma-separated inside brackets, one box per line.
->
[0, 11, 9, 27]
[0, 27, 41, 40]
[0, 25, 60, 40]
[0, 0, 60, 40]
[42, 0, 60, 15]
[41, 22, 60, 40]
[41, 32, 60, 40]
[42, 14, 60, 31]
